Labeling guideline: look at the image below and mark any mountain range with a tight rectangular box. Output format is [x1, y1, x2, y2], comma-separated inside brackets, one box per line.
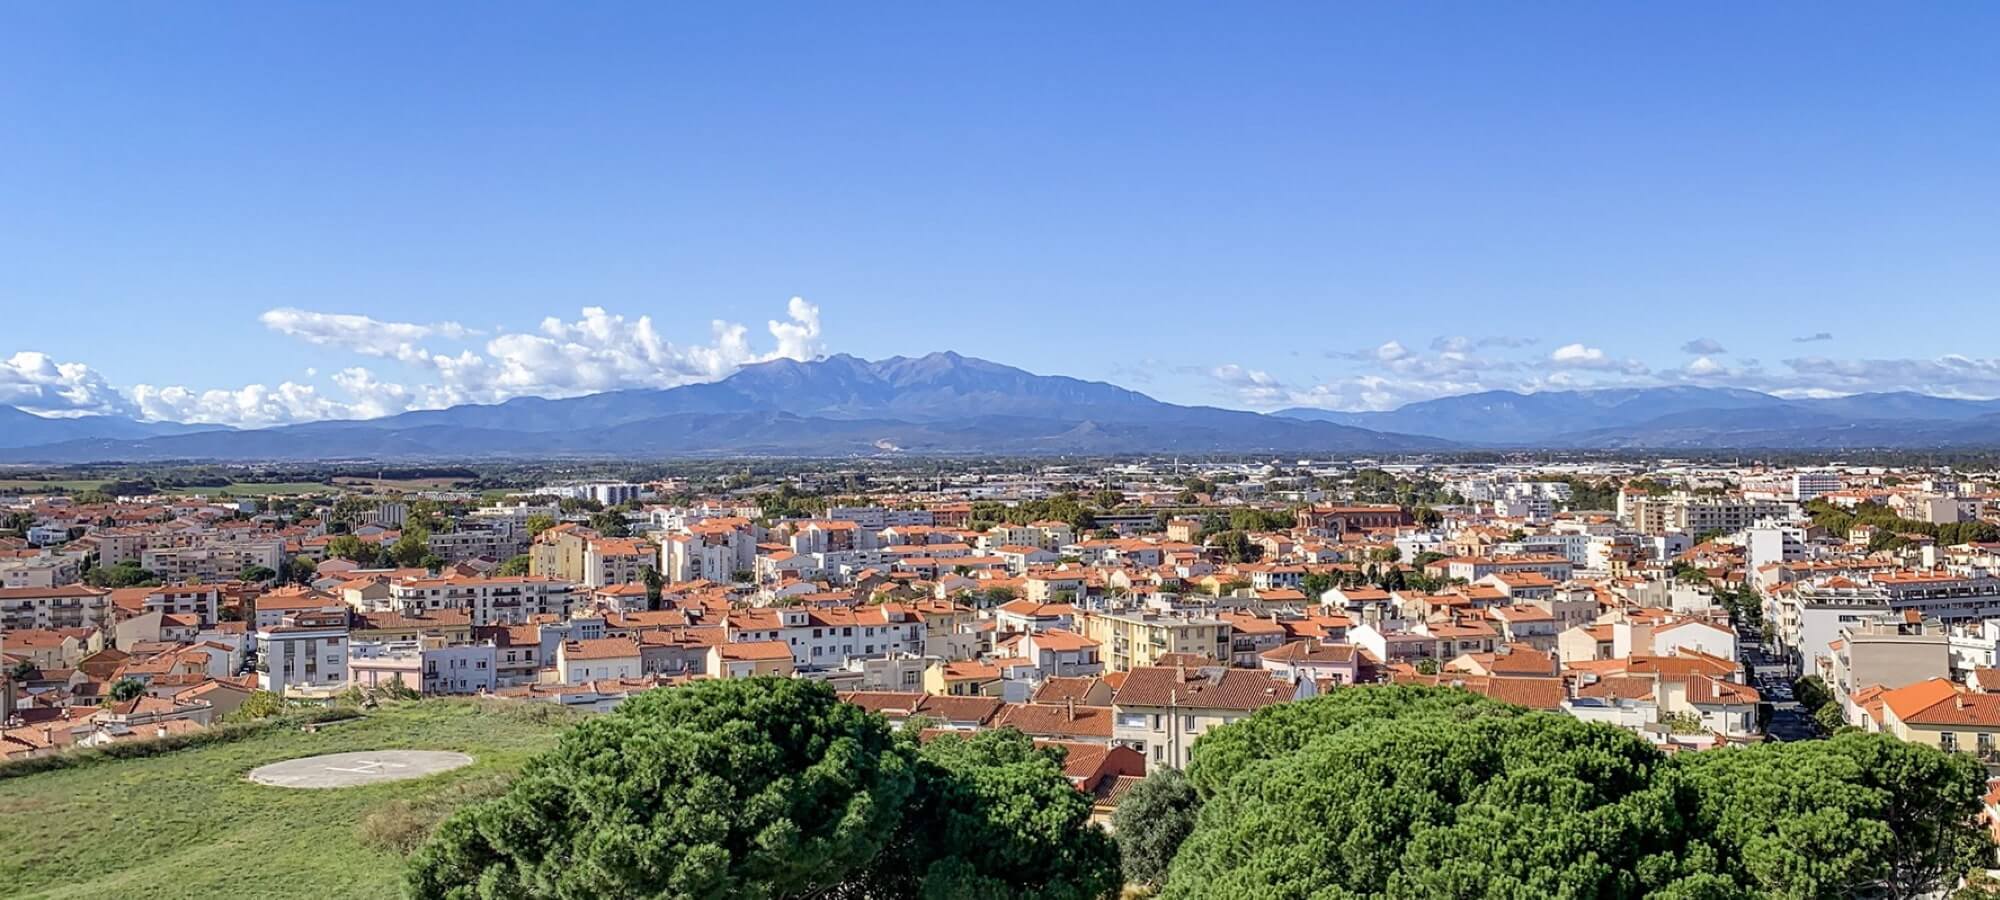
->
[3, 353, 1999, 462]
[0, 405, 226, 450]
[1274, 388, 2000, 449]
[0, 353, 1445, 461]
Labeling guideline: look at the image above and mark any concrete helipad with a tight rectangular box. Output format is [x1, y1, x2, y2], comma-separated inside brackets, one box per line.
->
[247, 750, 474, 789]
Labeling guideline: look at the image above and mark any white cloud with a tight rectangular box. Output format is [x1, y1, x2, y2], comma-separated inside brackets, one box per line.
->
[1682, 356, 1729, 377]
[467, 297, 823, 399]
[128, 381, 348, 427]
[1208, 364, 1289, 406]
[1374, 340, 1409, 362]
[259, 308, 474, 366]
[0, 297, 834, 428]
[1548, 343, 1648, 375]
[1680, 338, 1728, 355]
[0, 351, 130, 416]
[1550, 343, 1607, 365]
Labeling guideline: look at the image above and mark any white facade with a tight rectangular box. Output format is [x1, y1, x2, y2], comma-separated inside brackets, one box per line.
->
[257, 618, 350, 696]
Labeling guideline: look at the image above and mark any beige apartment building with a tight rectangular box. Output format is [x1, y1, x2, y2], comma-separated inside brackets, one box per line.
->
[1077, 609, 1231, 671]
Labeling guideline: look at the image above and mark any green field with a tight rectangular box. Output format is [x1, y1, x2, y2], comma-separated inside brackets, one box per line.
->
[0, 480, 336, 497]
[0, 700, 578, 899]
[0, 479, 110, 493]
[161, 482, 336, 497]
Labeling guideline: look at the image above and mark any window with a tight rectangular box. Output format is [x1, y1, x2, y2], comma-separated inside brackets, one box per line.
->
[1183, 714, 1196, 730]
[1152, 714, 1163, 731]
[1981, 733, 1994, 756]
[1942, 732, 1958, 752]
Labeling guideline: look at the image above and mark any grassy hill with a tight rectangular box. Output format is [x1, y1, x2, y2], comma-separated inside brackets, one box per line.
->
[0, 699, 580, 899]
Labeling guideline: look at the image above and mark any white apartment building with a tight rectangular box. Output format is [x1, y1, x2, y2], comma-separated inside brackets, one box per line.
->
[662, 518, 758, 582]
[0, 585, 112, 631]
[722, 605, 928, 671]
[1626, 494, 1796, 537]
[139, 540, 284, 583]
[1747, 525, 1811, 573]
[0, 555, 82, 588]
[538, 483, 645, 506]
[1793, 471, 1842, 501]
[257, 611, 351, 697]
[468, 501, 560, 533]
[384, 575, 576, 625]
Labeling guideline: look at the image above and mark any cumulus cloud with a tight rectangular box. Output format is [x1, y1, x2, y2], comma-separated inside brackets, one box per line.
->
[128, 381, 348, 427]
[1793, 332, 1834, 343]
[469, 298, 825, 399]
[1208, 364, 1289, 406]
[1681, 356, 1730, 378]
[0, 297, 832, 428]
[1680, 338, 1728, 355]
[1548, 343, 1649, 375]
[0, 351, 130, 416]
[259, 308, 475, 366]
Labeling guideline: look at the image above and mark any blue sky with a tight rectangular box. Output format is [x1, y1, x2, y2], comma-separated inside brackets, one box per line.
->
[4, 4, 1999, 425]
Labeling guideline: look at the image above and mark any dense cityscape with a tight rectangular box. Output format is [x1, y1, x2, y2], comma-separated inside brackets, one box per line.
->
[5, 455, 2000, 895]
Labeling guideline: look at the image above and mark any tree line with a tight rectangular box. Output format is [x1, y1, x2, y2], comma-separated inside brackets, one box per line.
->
[406, 681, 1990, 898]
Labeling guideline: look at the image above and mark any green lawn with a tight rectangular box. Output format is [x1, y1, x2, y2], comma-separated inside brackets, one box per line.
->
[0, 700, 579, 899]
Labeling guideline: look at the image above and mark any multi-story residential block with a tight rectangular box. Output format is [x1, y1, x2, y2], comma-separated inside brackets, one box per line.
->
[583, 537, 655, 589]
[661, 517, 759, 582]
[0, 585, 111, 631]
[426, 524, 524, 563]
[385, 575, 576, 625]
[828, 506, 934, 529]
[139, 540, 284, 583]
[721, 605, 926, 671]
[1625, 493, 1794, 537]
[257, 610, 350, 697]
[1825, 620, 1948, 700]
[1076, 609, 1232, 671]
[109, 584, 224, 627]
[0, 554, 82, 588]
